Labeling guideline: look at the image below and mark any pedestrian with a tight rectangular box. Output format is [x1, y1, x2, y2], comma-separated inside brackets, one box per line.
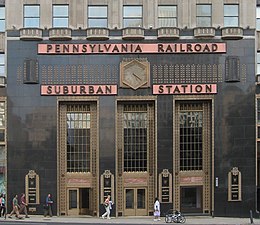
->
[19, 193, 29, 218]
[44, 193, 53, 217]
[8, 194, 22, 219]
[153, 197, 160, 221]
[101, 195, 113, 219]
[0, 193, 6, 218]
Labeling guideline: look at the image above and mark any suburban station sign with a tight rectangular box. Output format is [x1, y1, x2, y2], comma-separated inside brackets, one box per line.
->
[38, 43, 226, 54]
[41, 84, 217, 96]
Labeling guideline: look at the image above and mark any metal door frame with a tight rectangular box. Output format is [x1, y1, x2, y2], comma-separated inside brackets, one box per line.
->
[124, 187, 147, 216]
[67, 188, 79, 216]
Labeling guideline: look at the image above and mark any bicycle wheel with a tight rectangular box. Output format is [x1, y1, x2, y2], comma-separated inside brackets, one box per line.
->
[179, 215, 186, 223]
[165, 215, 172, 223]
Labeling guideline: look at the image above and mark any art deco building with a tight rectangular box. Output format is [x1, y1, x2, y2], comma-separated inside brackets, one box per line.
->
[0, 0, 257, 217]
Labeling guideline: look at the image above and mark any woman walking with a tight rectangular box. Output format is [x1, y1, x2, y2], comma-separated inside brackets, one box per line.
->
[153, 197, 160, 221]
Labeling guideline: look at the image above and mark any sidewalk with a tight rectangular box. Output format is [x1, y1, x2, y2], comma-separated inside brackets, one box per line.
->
[2, 215, 260, 224]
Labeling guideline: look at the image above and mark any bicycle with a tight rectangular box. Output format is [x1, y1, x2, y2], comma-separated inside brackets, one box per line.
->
[165, 210, 186, 223]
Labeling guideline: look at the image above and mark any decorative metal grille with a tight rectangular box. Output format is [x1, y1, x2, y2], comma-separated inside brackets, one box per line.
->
[153, 64, 225, 83]
[66, 105, 91, 172]
[58, 100, 98, 216]
[174, 99, 212, 213]
[18, 63, 247, 85]
[123, 111, 148, 172]
[66, 111, 91, 172]
[41, 65, 118, 84]
[179, 110, 203, 171]
[116, 99, 156, 215]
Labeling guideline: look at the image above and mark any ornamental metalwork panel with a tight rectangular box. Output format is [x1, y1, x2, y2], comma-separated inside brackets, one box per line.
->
[66, 110, 91, 173]
[100, 170, 115, 204]
[41, 64, 118, 85]
[174, 100, 212, 213]
[58, 100, 98, 216]
[153, 64, 228, 83]
[159, 169, 172, 203]
[116, 99, 156, 216]
[179, 109, 203, 171]
[25, 170, 39, 205]
[123, 107, 148, 172]
[228, 167, 241, 201]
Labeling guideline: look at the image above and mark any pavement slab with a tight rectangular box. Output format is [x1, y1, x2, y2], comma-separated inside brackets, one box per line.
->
[1, 215, 259, 225]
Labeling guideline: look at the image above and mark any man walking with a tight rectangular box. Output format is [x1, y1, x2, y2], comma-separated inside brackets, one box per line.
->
[19, 193, 29, 218]
[44, 193, 53, 217]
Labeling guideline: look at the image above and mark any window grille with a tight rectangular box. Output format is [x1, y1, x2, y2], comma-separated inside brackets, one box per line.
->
[225, 56, 240, 82]
[23, 59, 38, 84]
[179, 103, 203, 171]
[66, 104, 91, 173]
[123, 104, 147, 172]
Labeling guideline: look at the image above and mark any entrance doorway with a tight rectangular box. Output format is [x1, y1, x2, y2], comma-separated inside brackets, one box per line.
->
[180, 186, 203, 213]
[58, 101, 99, 216]
[116, 100, 156, 216]
[174, 100, 212, 214]
[67, 188, 90, 216]
[124, 188, 147, 216]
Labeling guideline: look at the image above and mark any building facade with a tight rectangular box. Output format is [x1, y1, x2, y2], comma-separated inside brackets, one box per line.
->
[0, 0, 257, 218]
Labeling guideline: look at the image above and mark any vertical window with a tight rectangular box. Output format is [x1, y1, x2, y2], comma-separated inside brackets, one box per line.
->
[0, 7, 4, 32]
[180, 110, 203, 171]
[257, 99, 260, 125]
[0, 54, 4, 76]
[123, 111, 147, 172]
[0, 102, 6, 194]
[257, 53, 260, 75]
[257, 7, 260, 30]
[53, 5, 69, 28]
[123, 6, 142, 28]
[158, 5, 177, 27]
[67, 112, 91, 172]
[257, 99, 260, 197]
[196, 4, 211, 27]
[88, 6, 107, 27]
[224, 4, 239, 27]
[24, 5, 40, 28]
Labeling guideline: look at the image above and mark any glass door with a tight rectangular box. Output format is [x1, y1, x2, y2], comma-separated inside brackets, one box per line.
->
[124, 188, 147, 216]
[67, 188, 79, 216]
[180, 186, 203, 213]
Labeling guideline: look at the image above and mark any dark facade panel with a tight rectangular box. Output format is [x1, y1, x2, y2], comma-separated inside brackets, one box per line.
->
[6, 38, 256, 217]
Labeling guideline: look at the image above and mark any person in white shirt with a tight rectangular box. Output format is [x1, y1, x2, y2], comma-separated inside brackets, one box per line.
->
[153, 197, 160, 221]
[102, 195, 113, 219]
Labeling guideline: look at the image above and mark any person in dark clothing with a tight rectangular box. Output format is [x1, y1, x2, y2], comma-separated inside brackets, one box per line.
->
[19, 193, 29, 218]
[0, 193, 6, 218]
[44, 193, 53, 217]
